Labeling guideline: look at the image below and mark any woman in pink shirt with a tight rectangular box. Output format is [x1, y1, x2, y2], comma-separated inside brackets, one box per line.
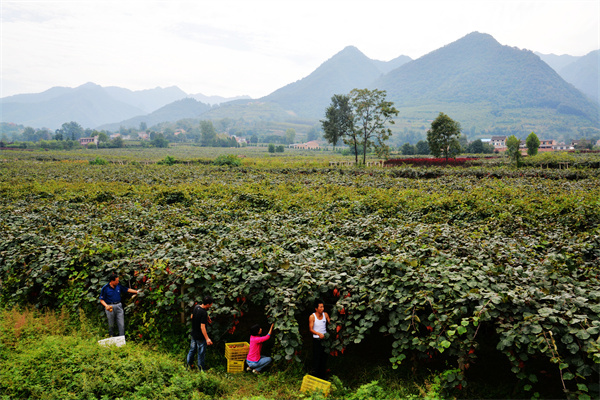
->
[246, 323, 274, 373]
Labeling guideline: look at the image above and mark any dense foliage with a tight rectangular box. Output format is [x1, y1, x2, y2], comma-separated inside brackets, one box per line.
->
[1, 157, 599, 399]
[384, 157, 480, 167]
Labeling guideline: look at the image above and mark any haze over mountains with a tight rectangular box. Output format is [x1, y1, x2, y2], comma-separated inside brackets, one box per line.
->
[540, 50, 599, 104]
[1, 32, 598, 140]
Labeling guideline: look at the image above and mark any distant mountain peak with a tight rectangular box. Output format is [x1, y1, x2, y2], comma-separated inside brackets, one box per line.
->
[448, 31, 501, 50]
[77, 82, 102, 89]
[339, 45, 362, 53]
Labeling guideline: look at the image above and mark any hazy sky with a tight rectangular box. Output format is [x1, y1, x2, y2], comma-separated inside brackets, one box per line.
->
[1, 0, 599, 99]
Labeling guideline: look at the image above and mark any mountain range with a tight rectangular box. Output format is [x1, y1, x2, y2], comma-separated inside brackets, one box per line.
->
[0, 83, 246, 130]
[536, 50, 599, 104]
[1, 32, 598, 141]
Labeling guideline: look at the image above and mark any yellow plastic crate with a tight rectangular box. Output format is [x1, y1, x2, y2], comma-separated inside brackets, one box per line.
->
[227, 359, 245, 374]
[225, 342, 250, 361]
[300, 375, 331, 397]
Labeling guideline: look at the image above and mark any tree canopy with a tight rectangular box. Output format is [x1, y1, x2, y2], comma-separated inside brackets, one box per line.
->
[427, 112, 462, 161]
[322, 89, 398, 164]
[505, 135, 522, 167]
[321, 94, 354, 151]
[350, 88, 399, 163]
[526, 132, 540, 156]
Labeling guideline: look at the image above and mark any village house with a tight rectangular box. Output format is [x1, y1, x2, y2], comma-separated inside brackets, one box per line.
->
[491, 136, 506, 148]
[231, 135, 248, 145]
[538, 139, 556, 152]
[291, 140, 320, 150]
[78, 137, 99, 147]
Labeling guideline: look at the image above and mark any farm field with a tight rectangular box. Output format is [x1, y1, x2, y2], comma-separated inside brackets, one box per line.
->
[0, 149, 599, 399]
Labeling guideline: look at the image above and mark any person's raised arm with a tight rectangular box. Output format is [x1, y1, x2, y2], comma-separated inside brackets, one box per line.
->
[268, 323, 274, 335]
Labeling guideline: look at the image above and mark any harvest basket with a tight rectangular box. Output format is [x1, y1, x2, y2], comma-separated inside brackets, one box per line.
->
[226, 359, 245, 373]
[225, 342, 250, 361]
[300, 374, 331, 397]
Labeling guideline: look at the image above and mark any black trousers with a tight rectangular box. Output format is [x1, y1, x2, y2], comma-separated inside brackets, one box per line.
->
[312, 338, 328, 379]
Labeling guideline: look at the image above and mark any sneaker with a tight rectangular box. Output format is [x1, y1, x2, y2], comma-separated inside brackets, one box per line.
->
[246, 366, 253, 372]
[252, 369, 259, 374]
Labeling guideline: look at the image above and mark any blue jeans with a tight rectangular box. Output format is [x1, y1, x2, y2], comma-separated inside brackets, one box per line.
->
[246, 356, 272, 372]
[186, 337, 207, 370]
[105, 303, 124, 337]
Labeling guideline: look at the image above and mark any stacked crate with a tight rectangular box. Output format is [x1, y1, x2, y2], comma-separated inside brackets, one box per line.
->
[224, 342, 250, 373]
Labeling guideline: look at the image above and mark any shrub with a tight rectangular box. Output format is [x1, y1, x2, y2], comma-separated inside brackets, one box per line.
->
[157, 155, 176, 165]
[213, 154, 242, 167]
[89, 157, 108, 165]
[384, 157, 479, 167]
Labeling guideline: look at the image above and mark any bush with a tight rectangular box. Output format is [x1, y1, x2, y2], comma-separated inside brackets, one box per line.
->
[89, 157, 108, 165]
[213, 154, 242, 167]
[0, 313, 226, 400]
[157, 155, 176, 165]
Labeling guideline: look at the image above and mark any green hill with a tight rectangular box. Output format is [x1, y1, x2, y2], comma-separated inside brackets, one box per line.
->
[374, 32, 599, 139]
[559, 50, 599, 104]
[261, 46, 390, 119]
[98, 98, 212, 131]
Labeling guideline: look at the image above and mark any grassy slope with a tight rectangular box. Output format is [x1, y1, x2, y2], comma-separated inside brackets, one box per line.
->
[0, 308, 438, 400]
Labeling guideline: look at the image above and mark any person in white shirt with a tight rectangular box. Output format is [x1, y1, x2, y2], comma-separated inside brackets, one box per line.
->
[308, 299, 330, 379]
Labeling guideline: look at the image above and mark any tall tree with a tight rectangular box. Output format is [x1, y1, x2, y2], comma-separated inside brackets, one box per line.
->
[200, 120, 217, 147]
[306, 125, 321, 142]
[285, 128, 296, 145]
[467, 139, 484, 154]
[321, 94, 354, 153]
[525, 132, 540, 156]
[401, 143, 415, 155]
[59, 121, 84, 141]
[22, 127, 36, 142]
[505, 135, 522, 167]
[415, 140, 430, 155]
[349, 88, 398, 164]
[427, 112, 462, 162]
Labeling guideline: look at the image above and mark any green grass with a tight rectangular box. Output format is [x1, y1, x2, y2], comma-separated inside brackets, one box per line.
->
[0, 308, 451, 400]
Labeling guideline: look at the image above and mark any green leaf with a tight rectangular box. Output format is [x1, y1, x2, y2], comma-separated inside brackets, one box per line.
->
[575, 330, 590, 340]
[562, 372, 574, 380]
[577, 384, 588, 392]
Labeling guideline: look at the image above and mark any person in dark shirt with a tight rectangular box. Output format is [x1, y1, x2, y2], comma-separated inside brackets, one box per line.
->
[186, 295, 214, 371]
[99, 273, 139, 337]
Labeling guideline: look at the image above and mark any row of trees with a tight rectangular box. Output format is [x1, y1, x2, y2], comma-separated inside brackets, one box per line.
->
[321, 92, 562, 164]
[321, 91, 466, 163]
[400, 138, 496, 156]
[505, 132, 542, 166]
